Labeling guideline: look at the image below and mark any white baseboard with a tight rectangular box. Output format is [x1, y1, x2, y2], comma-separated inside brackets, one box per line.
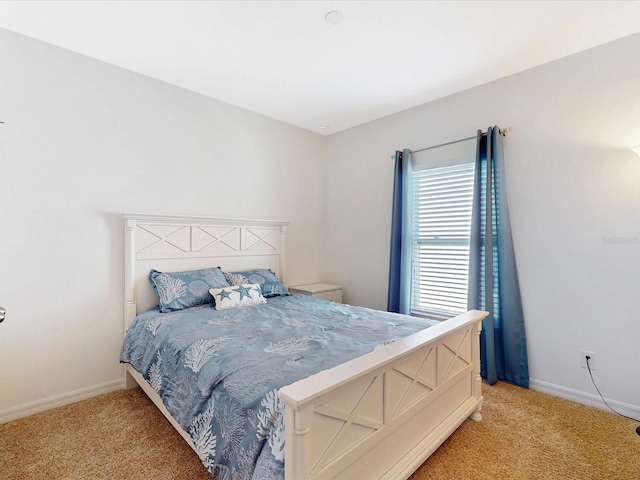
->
[530, 378, 640, 420]
[0, 379, 123, 424]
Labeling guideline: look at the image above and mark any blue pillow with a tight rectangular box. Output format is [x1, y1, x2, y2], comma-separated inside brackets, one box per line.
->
[149, 267, 229, 312]
[223, 269, 290, 297]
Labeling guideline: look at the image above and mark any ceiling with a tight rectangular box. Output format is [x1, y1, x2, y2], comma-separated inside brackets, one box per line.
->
[1, 1, 640, 135]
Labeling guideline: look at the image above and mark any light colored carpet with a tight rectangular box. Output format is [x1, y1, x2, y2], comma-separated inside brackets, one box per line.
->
[0, 388, 210, 480]
[1, 382, 638, 479]
[409, 382, 639, 480]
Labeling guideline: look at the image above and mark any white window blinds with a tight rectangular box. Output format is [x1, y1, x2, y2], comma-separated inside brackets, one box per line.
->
[412, 162, 475, 318]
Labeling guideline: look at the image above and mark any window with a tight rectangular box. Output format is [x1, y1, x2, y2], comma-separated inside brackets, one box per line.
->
[411, 159, 475, 319]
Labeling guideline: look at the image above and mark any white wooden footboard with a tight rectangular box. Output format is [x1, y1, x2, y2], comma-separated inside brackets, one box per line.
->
[278, 309, 487, 480]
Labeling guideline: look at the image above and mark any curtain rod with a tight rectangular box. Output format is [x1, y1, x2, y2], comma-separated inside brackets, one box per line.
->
[412, 135, 476, 155]
[393, 126, 512, 159]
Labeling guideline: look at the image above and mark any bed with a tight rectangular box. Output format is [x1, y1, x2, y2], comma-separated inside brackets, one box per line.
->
[121, 213, 488, 480]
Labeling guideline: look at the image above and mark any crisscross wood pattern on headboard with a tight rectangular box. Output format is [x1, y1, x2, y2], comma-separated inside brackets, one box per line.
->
[124, 214, 289, 325]
[134, 223, 283, 259]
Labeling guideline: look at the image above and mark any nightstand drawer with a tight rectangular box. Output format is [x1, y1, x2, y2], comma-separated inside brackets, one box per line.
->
[289, 283, 343, 303]
[314, 289, 343, 303]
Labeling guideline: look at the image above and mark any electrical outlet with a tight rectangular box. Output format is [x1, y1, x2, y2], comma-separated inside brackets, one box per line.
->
[581, 350, 596, 370]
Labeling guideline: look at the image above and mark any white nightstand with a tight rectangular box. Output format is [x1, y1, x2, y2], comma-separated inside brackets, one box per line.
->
[289, 283, 343, 303]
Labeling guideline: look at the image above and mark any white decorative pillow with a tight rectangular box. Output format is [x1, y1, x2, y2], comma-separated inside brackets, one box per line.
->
[209, 283, 267, 311]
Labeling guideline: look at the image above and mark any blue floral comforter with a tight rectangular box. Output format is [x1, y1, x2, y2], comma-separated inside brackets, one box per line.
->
[120, 294, 436, 480]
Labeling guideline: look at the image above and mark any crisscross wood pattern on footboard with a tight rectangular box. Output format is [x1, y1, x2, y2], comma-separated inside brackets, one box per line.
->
[279, 310, 486, 480]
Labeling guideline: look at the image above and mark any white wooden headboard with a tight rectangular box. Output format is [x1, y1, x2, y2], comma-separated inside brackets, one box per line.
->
[123, 214, 289, 331]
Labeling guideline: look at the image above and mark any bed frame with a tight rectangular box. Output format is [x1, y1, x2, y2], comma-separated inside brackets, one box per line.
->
[123, 213, 488, 480]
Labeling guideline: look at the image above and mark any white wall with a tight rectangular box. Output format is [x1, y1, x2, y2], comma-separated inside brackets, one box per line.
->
[0, 28, 326, 420]
[325, 34, 640, 414]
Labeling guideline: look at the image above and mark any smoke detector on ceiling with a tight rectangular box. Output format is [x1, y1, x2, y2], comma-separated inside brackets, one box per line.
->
[325, 11, 345, 26]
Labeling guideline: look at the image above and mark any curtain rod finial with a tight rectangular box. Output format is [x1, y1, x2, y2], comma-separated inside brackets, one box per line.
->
[499, 126, 513, 136]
